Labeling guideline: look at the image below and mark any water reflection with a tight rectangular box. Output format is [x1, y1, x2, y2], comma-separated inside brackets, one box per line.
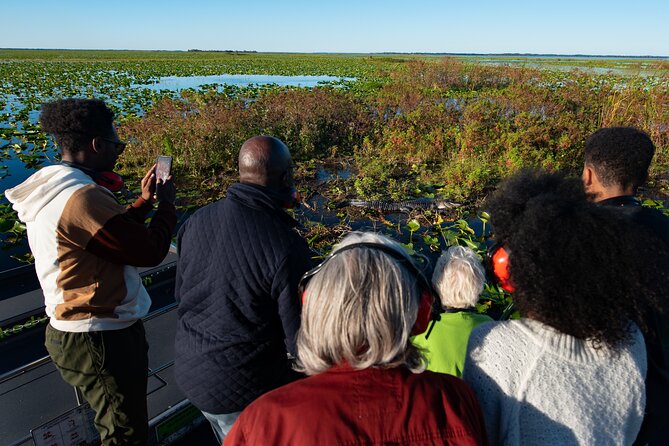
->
[138, 74, 353, 91]
[474, 59, 657, 76]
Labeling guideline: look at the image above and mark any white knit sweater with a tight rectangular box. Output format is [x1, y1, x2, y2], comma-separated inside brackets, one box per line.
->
[463, 319, 646, 446]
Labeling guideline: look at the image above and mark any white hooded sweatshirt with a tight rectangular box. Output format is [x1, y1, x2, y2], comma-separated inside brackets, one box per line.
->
[6, 164, 150, 332]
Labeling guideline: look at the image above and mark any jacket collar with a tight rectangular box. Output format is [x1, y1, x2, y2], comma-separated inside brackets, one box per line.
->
[227, 182, 298, 227]
[598, 195, 641, 208]
[325, 363, 410, 376]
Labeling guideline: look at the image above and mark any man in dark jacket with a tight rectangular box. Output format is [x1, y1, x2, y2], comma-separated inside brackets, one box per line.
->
[174, 136, 312, 443]
[583, 127, 669, 445]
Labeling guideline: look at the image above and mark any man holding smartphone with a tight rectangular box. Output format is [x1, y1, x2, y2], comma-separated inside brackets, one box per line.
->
[6, 99, 177, 446]
[174, 136, 312, 443]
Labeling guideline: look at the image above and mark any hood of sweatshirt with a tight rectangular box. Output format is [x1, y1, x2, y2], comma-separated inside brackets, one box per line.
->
[5, 164, 97, 223]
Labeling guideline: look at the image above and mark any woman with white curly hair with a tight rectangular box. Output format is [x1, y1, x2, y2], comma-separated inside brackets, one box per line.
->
[412, 245, 493, 377]
[224, 232, 488, 446]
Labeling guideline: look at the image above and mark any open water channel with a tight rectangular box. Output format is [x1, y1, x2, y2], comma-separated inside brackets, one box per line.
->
[0, 73, 351, 271]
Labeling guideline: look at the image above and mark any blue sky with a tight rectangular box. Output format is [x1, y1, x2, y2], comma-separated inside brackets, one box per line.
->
[2, 0, 668, 56]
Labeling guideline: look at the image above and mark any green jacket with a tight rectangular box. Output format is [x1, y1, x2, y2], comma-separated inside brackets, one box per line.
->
[412, 311, 493, 377]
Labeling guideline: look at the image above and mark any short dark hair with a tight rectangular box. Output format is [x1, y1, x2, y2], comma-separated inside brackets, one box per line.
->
[584, 127, 655, 191]
[486, 169, 669, 348]
[40, 99, 115, 153]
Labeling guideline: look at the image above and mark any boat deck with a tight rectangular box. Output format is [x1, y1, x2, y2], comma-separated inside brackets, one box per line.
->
[0, 249, 215, 445]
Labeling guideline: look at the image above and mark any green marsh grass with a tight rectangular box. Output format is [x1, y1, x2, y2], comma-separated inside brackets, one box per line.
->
[1, 50, 667, 273]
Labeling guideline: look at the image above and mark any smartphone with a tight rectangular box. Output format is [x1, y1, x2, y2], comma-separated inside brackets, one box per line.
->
[156, 156, 172, 184]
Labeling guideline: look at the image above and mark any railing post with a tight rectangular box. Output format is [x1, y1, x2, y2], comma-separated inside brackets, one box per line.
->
[74, 386, 85, 406]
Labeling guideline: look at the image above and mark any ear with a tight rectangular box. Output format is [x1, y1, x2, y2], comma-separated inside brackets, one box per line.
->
[90, 136, 102, 154]
[582, 164, 594, 187]
[280, 171, 296, 193]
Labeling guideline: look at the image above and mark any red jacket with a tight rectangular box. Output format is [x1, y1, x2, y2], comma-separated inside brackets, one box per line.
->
[224, 365, 488, 445]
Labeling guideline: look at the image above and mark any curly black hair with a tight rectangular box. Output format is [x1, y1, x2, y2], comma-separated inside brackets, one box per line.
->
[40, 99, 114, 153]
[486, 169, 669, 348]
[585, 127, 655, 192]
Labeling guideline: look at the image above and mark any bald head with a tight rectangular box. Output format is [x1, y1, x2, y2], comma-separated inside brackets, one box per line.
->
[239, 136, 293, 189]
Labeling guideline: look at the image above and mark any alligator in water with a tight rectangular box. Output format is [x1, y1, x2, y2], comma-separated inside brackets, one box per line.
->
[343, 198, 462, 213]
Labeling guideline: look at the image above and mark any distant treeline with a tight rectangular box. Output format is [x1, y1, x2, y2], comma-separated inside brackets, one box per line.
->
[187, 49, 258, 53]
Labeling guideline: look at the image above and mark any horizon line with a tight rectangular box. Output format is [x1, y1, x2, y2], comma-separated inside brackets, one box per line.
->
[1, 48, 667, 59]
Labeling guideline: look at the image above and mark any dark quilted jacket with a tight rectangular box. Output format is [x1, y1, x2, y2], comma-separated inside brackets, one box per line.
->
[174, 182, 313, 413]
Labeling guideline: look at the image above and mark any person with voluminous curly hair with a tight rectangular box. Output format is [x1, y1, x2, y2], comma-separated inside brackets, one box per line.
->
[412, 245, 492, 377]
[40, 98, 116, 153]
[463, 169, 669, 445]
[224, 232, 489, 446]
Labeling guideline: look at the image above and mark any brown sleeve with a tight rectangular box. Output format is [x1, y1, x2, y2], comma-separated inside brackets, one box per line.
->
[125, 196, 154, 223]
[86, 200, 177, 267]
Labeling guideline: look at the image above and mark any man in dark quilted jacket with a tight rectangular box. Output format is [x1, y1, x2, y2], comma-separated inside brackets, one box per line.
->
[174, 136, 313, 443]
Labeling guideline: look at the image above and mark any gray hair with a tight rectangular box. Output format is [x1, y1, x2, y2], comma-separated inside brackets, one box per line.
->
[295, 232, 427, 375]
[432, 245, 485, 309]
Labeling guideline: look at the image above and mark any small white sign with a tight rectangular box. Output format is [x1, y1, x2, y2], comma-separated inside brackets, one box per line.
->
[31, 404, 99, 446]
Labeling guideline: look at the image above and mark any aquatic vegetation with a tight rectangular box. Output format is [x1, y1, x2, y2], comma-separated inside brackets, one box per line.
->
[356, 59, 669, 200]
[1, 50, 668, 278]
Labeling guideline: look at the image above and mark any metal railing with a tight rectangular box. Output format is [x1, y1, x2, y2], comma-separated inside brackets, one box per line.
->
[2, 302, 181, 446]
[0, 301, 178, 385]
[1, 253, 180, 446]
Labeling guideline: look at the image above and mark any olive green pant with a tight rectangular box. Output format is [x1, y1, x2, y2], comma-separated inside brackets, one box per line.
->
[45, 321, 149, 446]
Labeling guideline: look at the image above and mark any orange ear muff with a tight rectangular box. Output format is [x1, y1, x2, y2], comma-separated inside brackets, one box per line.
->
[60, 161, 125, 193]
[281, 189, 301, 209]
[297, 242, 439, 337]
[96, 171, 124, 192]
[411, 289, 434, 336]
[298, 272, 312, 305]
[490, 245, 515, 293]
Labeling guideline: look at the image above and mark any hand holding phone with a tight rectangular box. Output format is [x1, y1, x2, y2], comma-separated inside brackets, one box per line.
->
[154, 156, 176, 205]
[156, 156, 172, 184]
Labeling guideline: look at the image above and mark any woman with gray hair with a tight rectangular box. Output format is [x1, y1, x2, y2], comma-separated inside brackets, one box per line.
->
[412, 246, 493, 377]
[223, 232, 488, 446]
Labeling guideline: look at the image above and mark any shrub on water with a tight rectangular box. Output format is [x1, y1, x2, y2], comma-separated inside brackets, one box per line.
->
[119, 94, 255, 183]
[109, 56, 669, 205]
[460, 97, 508, 157]
[118, 87, 374, 196]
[439, 154, 499, 201]
[2, 51, 668, 275]
[252, 88, 372, 160]
[353, 137, 414, 200]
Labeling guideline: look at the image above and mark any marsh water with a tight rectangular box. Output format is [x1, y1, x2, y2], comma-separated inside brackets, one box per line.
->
[139, 74, 351, 91]
[1, 59, 665, 272]
[0, 73, 355, 271]
[0, 74, 352, 188]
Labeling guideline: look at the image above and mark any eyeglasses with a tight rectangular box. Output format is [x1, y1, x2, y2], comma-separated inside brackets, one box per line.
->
[101, 137, 127, 151]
